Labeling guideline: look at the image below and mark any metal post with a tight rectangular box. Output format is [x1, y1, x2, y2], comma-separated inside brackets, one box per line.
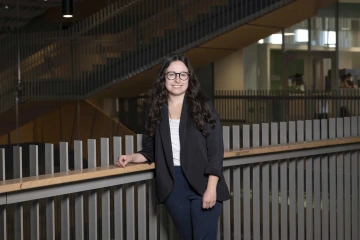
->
[335, 1, 339, 89]
[281, 29, 287, 90]
[308, 18, 312, 91]
[16, 0, 21, 146]
[77, 100, 80, 139]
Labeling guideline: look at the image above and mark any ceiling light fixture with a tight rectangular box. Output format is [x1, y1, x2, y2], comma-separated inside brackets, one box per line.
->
[4, 5, 8, 9]
[62, 0, 73, 18]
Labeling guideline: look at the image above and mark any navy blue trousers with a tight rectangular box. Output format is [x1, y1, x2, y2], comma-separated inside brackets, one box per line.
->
[164, 166, 222, 240]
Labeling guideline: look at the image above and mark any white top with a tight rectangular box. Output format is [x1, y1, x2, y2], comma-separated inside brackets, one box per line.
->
[169, 118, 181, 166]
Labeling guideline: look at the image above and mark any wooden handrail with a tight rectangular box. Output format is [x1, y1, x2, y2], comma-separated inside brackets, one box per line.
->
[224, 136, 360, 158]
[1, 136, 360, 194]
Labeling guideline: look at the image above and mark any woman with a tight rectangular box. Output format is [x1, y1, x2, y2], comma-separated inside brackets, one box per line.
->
[116, 53, 230, 239]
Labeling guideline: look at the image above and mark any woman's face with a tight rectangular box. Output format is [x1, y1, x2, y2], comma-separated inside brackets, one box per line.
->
[164, 60, 189, 97]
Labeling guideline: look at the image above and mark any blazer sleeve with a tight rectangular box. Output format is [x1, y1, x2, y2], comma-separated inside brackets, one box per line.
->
[137, 134, 154, 164]
[136, 105, 155, 164]
[204, 102, 224, 179]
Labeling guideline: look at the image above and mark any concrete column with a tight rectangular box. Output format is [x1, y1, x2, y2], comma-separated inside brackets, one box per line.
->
[243, 43, 258, 90]
[257, 44, 270, 90]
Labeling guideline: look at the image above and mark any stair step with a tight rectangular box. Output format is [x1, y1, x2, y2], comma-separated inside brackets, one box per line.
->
[0, 0, 291, 108]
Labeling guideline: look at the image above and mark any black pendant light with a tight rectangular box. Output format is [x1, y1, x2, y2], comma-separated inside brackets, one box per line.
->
[62, 0, 73, 18]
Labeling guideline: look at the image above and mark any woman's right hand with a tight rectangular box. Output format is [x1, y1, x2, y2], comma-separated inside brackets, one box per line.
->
[115, 154, 133, 168]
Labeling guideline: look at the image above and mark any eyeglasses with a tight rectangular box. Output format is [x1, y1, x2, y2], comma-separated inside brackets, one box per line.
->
[165, 71, 190, 81]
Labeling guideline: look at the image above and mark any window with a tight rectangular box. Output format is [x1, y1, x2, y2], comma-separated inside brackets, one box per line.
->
[269, 34, 282, 44]
[323, 30, 336, 47]
[295, 29, 308, 42]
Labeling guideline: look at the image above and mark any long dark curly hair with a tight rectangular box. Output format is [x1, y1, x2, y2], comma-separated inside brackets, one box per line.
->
[145, 53, 216, 137]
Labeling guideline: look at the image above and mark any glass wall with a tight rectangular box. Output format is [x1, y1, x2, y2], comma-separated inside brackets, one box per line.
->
[253, 1, 360, 91]
[338, 2, 360, 88]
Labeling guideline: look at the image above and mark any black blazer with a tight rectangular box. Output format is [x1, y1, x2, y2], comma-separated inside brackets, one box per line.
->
[138, 97, 230, 204]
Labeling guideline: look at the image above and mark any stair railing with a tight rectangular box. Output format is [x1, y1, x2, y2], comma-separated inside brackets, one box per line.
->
[0, 0, 295, 110]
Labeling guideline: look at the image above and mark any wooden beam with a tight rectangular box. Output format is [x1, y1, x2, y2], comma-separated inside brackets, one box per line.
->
[1, 136, 360, 194]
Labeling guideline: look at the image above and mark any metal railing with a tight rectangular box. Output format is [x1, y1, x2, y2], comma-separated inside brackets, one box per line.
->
[118, 89, 360, 133]
[214, 89, 360, 126]
[0, 0, 294, 112]
[0, 116, 359, 239]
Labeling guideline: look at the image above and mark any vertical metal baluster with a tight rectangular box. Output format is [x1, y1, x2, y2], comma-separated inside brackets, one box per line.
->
[74, 141, 84, 240]
[289, 121, 296, 240]
[280, 122, 288, 240]
[88, 139, 98, 240]
[343, 117, 351, 240]
[136, 134, 148, 239]
[113, 137, 123, 240]
[45, 144, 55, 240]
[351, 117, 358, 240]
[29, 145, 39, 240]
[358, 116, 360, 237]
[252, 124, 260, 240]
[13, 150, 22, 239]
[82, 21, 87, 93]
[149, 178, 158, 240]
[232, 124, 241, 240]
[262, 123, 270, 240]
[222, 126, 231, 240]
[74, 22, 80, 96]
[313, 120, 321, 240]
[101, 138, 111, 240]
[305, 120, 313, 240]
[271, 122, 279, 240]
[321, 119, 329, 240]
[60, 142, 70, 240]
[336, 118, 344, 240]
[232, 125, 240, 149]
[122, 2, 126, 73]
[0, 149, 6, 239]
[100, 9, 104, 84]
[329, 118, 337, 240]
[125, 136, 136, 240]
[243, 125, 251, 240]
[297, 121, 305, 240]
[111, 3, 116, 81]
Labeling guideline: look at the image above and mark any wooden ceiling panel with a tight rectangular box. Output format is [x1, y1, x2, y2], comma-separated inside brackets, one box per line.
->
[200, 24, 280, 49]
[184, 48, 234, 69]
[250, 0, 336, 28]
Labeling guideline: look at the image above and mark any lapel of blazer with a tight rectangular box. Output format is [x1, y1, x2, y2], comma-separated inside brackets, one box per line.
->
[160, 103, 174, 171]
[179, 96, 188, 150]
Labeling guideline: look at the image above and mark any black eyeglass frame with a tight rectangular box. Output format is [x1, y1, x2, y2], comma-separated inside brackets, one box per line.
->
[165, 71, 190, 81]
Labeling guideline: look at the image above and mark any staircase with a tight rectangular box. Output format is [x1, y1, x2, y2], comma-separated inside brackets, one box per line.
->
[1, 0, 294, 101]
[0, 0, 335, 134]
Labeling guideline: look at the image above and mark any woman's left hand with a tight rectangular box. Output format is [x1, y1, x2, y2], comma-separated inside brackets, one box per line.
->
[202, 187, 217, 209]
